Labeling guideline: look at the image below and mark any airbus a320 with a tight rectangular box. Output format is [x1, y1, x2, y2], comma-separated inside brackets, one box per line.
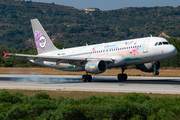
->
[3, 19, 177, 82]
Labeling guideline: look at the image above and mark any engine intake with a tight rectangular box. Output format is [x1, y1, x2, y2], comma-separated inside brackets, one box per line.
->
[136, 62, 161, 72]
[85, 60, 107, 74]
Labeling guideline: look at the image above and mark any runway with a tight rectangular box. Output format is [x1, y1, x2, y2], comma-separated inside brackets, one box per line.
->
[0, 74, 180, 94]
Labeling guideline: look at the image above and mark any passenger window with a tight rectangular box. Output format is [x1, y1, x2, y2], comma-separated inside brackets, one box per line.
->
[158, 42, 162, 45]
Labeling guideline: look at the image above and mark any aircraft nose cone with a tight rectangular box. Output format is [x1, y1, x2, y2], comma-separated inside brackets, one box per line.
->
[169, 46, 177, 58]
[173, 47, 177, 56]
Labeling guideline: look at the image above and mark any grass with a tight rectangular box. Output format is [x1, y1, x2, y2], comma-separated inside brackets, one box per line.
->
[0, 67, 180, 77]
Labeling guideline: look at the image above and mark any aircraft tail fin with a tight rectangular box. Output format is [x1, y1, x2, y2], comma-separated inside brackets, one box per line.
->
[31, 19, 58, 54]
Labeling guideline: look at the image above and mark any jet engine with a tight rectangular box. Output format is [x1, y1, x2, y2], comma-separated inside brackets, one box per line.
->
[136, 62, 161, 72]
[85, 60, 107, 74]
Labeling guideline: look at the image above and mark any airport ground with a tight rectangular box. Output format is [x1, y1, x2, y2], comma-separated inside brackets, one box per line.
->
[0, 67, 180, 77]
[1, 67, 180, 99]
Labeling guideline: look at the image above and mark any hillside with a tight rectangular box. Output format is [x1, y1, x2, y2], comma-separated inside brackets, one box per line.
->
[0, 0, 180, 50]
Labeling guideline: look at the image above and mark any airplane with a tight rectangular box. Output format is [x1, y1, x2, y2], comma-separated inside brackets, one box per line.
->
[3, 19, 177, 82]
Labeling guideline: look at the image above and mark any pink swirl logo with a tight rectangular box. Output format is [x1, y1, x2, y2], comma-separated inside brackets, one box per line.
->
[35, 30, 49, 50]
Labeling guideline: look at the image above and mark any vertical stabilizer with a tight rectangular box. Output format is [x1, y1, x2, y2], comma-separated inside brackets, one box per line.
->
[31, 19, 58, 54]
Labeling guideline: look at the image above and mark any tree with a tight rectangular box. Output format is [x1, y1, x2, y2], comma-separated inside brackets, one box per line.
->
[53, 42, 65, 49]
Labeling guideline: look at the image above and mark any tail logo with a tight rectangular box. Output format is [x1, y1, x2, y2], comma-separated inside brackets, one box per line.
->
[35, 30, 49, 50]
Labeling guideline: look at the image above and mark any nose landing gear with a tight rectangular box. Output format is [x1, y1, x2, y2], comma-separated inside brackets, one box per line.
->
[152, 62, 159, 76]
[153, 71, 159, 75]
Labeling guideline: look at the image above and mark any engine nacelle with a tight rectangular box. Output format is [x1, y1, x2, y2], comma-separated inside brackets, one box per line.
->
[85, 60, 107, 74]
[136, 62, 161, 72]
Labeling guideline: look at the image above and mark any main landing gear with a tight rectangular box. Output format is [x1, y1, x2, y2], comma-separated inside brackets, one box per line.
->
[117, 67, 128, 81]
[82, 72, 92, 82]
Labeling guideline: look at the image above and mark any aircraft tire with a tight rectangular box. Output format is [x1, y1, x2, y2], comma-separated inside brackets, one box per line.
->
[153, 71, 159, 76]
[87, 75, 92, 82]
[123, 74, 127, 81]
[117, 74, 122, 81]
[156, 71, 159, 75]
[117, 74, 127, 81]
[82, 75, 87, 82]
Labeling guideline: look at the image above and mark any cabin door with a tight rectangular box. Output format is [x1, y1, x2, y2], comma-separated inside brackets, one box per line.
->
[143, 39, 149, 53]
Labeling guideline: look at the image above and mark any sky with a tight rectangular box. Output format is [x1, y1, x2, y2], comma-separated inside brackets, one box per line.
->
[32, 0, 180, 11]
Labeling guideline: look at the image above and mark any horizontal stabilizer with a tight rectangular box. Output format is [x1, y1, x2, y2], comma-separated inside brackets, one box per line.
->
[3, 51, 7, 58]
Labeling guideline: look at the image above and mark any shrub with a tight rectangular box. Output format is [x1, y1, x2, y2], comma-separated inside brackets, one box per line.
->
[34, 92, 49, 99]
[6, 106, 27, 119]
[0, 90, 22, 104]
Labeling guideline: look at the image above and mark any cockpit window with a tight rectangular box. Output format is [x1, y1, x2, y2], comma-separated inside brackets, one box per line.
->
[163, 42, 169, 45]
[167, 40, 171, 44]
[158, 42, 162, 45]
[155, 42, 158, 46]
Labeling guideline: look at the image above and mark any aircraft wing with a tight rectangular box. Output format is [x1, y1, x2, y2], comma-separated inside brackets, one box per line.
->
[4, 52, 113, 66]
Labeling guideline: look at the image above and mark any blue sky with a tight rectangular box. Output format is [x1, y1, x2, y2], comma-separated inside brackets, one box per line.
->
[32, 0, 180, 10]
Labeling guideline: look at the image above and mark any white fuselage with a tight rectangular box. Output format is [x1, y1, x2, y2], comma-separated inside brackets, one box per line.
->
[33, 37, 177, 72]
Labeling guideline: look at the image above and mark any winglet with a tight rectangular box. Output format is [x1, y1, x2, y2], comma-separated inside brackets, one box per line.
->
[3, 51, 7, 58]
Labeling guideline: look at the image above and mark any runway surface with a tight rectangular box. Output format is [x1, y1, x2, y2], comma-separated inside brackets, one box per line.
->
[0, 74, 180, 94]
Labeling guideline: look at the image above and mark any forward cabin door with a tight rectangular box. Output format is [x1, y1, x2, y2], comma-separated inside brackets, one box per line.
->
[143, 39, 150, 53]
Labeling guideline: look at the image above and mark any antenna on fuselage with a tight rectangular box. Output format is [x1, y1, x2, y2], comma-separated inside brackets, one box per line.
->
[86, 43, 88, 46]
[150, 34, 153, 37]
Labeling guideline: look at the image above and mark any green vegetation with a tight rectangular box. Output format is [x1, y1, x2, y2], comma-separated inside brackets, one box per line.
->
[0, 90, 180, 119]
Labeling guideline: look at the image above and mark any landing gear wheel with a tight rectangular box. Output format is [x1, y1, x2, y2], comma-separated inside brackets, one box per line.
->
[118, 74, 122, 81]
[82, 75, 92, 82]
[87, 75, 92, 82]
[153, 71, 159, 76]
[156, 71, 159, 75]
[123, 74, 127, 81]
[117, 74, 127, 81]
[82, 75, 87, 82]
